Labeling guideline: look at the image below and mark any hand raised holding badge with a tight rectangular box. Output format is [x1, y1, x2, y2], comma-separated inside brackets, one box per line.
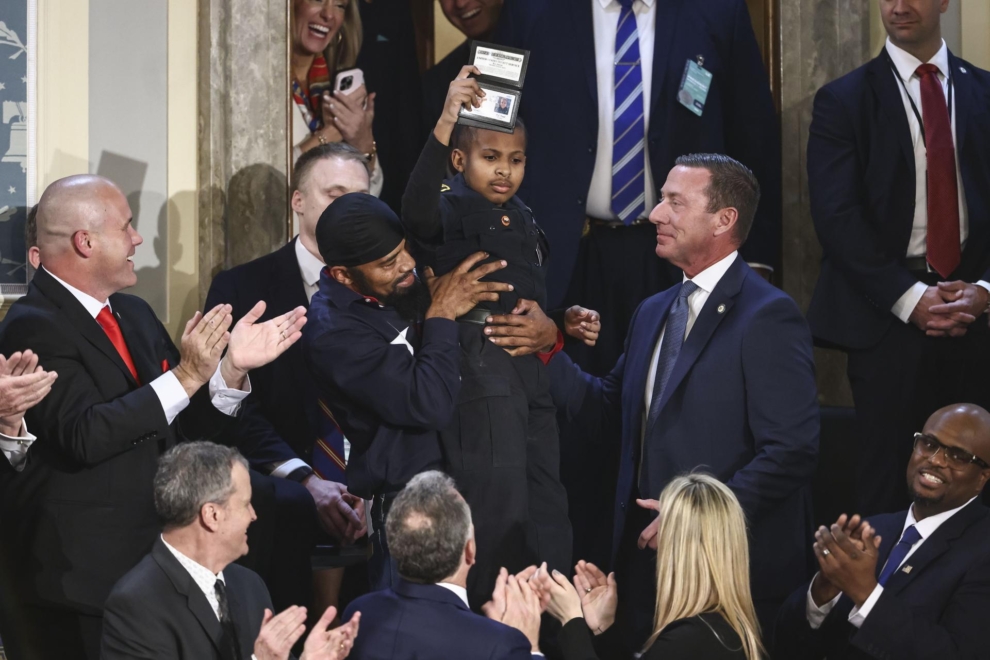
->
[435, 65, 486, 144]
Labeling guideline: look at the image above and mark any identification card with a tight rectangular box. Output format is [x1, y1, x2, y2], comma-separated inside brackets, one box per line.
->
[457, 41, 530, 133]
[677, 59, 713, 117]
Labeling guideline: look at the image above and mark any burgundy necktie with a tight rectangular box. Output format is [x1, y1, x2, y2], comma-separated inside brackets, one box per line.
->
[96, 306, 141, 384]
[916, 63, 960, 278]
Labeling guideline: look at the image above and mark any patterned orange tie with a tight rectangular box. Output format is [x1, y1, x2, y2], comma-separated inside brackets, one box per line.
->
[96, 306, 141, 384]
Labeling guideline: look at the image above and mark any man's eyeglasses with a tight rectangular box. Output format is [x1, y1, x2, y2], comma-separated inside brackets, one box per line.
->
[913, 432, 990, 470]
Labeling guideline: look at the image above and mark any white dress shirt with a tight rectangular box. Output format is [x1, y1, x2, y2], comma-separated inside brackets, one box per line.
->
[643, 251, 738, 415]
[0, 268, 251, 471]
[805, 496, 977, 629]
[295, 237, 325, 305]
[587, 0, 657, 222]
[436, 582, 470, 607]
[161, 535, 226, 620]
[884, 38, 989, 322]
[0, 420, 36, 472]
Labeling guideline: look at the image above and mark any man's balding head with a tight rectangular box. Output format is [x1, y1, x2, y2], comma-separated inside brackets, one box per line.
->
[35, 175, 143, 301]
[908, 404, 990, 518]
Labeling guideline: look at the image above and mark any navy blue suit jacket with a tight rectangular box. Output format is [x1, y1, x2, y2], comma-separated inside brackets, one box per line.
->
[549, 257, 819, 601]
[806, 49, 990, 350]
[774, 500, 990, 660]
[205, 239, 312, 470]
[343, 579, 538, 659]
[496, 0, 781, 305]
[301, 276, 451, 498]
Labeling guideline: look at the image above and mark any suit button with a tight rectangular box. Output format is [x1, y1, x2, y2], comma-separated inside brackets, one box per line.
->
[576, 198, 583, 205]
[588, 146, 594, 153]
[620, 502, 626, 510]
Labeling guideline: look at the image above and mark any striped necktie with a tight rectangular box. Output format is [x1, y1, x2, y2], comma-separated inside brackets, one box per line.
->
[611, 0, 646, 224]
[309, 397, 347, 484]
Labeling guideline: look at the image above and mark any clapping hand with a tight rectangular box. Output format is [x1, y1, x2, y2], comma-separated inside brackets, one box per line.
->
[174, 304, 233, 397]
[574, 561, 617, 635]
[300, 606, 360, 660]
[501, 572, 543, 653]
[254, 606, 308, 660]
[532, 562, 583, 625]
[0, 350, 57, 436]
[813, 516, 882, 607]
[635, 498, 662, 550]
[222, 301, 307, 389]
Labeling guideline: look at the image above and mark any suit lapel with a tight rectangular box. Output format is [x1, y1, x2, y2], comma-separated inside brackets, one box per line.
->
[869, 50, 915, 173]
[649, 258, 745, 425]
[649, 0, 686, 115]
[949, 51, 974, 151]
[272, 238, 311, 314]
[111, 298, 161, 385]
[223, 571, 254, 658]
[151, 539, 229, 658]
[881, 502, 987, 596]
[32, 268, 140, 387]
[627, 291, 675, 429]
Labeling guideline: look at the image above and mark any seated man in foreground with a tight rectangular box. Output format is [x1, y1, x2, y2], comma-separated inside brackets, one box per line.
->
[775, 403, 990, 659]
[343, 470, 542, 659]
[102, 441, 360, 660]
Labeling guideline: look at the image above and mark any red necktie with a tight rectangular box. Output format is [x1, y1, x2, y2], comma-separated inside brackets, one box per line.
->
[96, 306, 141, 384]
[917, 63, 961, 278]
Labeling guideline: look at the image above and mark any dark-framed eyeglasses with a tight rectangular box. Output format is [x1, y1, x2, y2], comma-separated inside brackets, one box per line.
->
[913, 432, 990, 470]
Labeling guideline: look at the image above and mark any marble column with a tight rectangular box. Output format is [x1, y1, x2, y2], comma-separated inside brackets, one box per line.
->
[779, 0, 873, 406]
[198, 0, 290, 301]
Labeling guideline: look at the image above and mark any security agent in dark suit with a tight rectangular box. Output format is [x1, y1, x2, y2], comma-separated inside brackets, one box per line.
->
[102, 441, 360, 660]
[301, 193, 513, 594]
[775, 403, 990, 660]
[0, 175, 306, 660]
[806, 0, 990, 517]
[344, 470, 541, 660]
[496, 0, 781, 376]
[206, 144, 371, 613]
[548, 155, 818, 655]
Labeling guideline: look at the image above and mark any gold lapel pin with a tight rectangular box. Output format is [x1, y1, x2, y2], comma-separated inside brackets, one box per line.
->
[501, 215, 511, 227]
[902, 565, 913, 574]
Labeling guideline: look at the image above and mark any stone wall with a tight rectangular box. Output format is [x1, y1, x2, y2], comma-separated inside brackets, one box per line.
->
[779, 0, 873, 406]
[198, 0, 290, 302]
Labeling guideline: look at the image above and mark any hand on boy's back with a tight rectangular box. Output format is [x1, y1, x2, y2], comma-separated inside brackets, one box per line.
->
[484, 299, 559, 357]
[434, 65, 485, 145]
[423, 251, 513, 321]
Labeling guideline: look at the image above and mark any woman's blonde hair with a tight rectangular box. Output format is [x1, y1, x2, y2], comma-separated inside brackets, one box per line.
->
[646, 473, 764, 660]
[323, 0, 362, 74]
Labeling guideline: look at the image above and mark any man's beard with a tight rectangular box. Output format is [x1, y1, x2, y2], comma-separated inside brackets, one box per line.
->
[908, 482, 944, 508]
[350, 269, 432, 322]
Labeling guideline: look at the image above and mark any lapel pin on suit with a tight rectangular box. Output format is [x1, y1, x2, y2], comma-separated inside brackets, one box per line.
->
[959, 67, 968, 74]
[902, 565, 913, 574]
[717, 304, 726, 314]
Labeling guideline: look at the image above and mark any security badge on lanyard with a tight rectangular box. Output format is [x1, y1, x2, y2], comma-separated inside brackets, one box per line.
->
[678, 55, 713, 117]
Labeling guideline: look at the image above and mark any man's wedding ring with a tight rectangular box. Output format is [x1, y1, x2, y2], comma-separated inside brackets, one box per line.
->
[822, 548, 830, 556]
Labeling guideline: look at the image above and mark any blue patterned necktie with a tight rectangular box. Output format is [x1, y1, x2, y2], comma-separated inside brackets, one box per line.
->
[611, 0, 646, 224]
[878, 524, 921, 586]
[648, 281, 699, 424]
[308, 397, 347, 484]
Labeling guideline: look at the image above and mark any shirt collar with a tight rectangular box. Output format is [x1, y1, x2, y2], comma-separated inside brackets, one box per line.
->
[160, 535, 225, 593]
[596, 0, 655, 9]
[294, 236, 325, 288]
[436, 582, 470, 607]
[682, 251, 738, 294]
[905, 495, 977, 541]
[43, 266, 109, 319]
[886, 37, 950, 83]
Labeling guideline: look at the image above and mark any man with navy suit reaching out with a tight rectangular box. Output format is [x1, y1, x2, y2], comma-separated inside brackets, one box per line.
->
[549, 154, 819, 656]
[775, 403, 990, 660]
